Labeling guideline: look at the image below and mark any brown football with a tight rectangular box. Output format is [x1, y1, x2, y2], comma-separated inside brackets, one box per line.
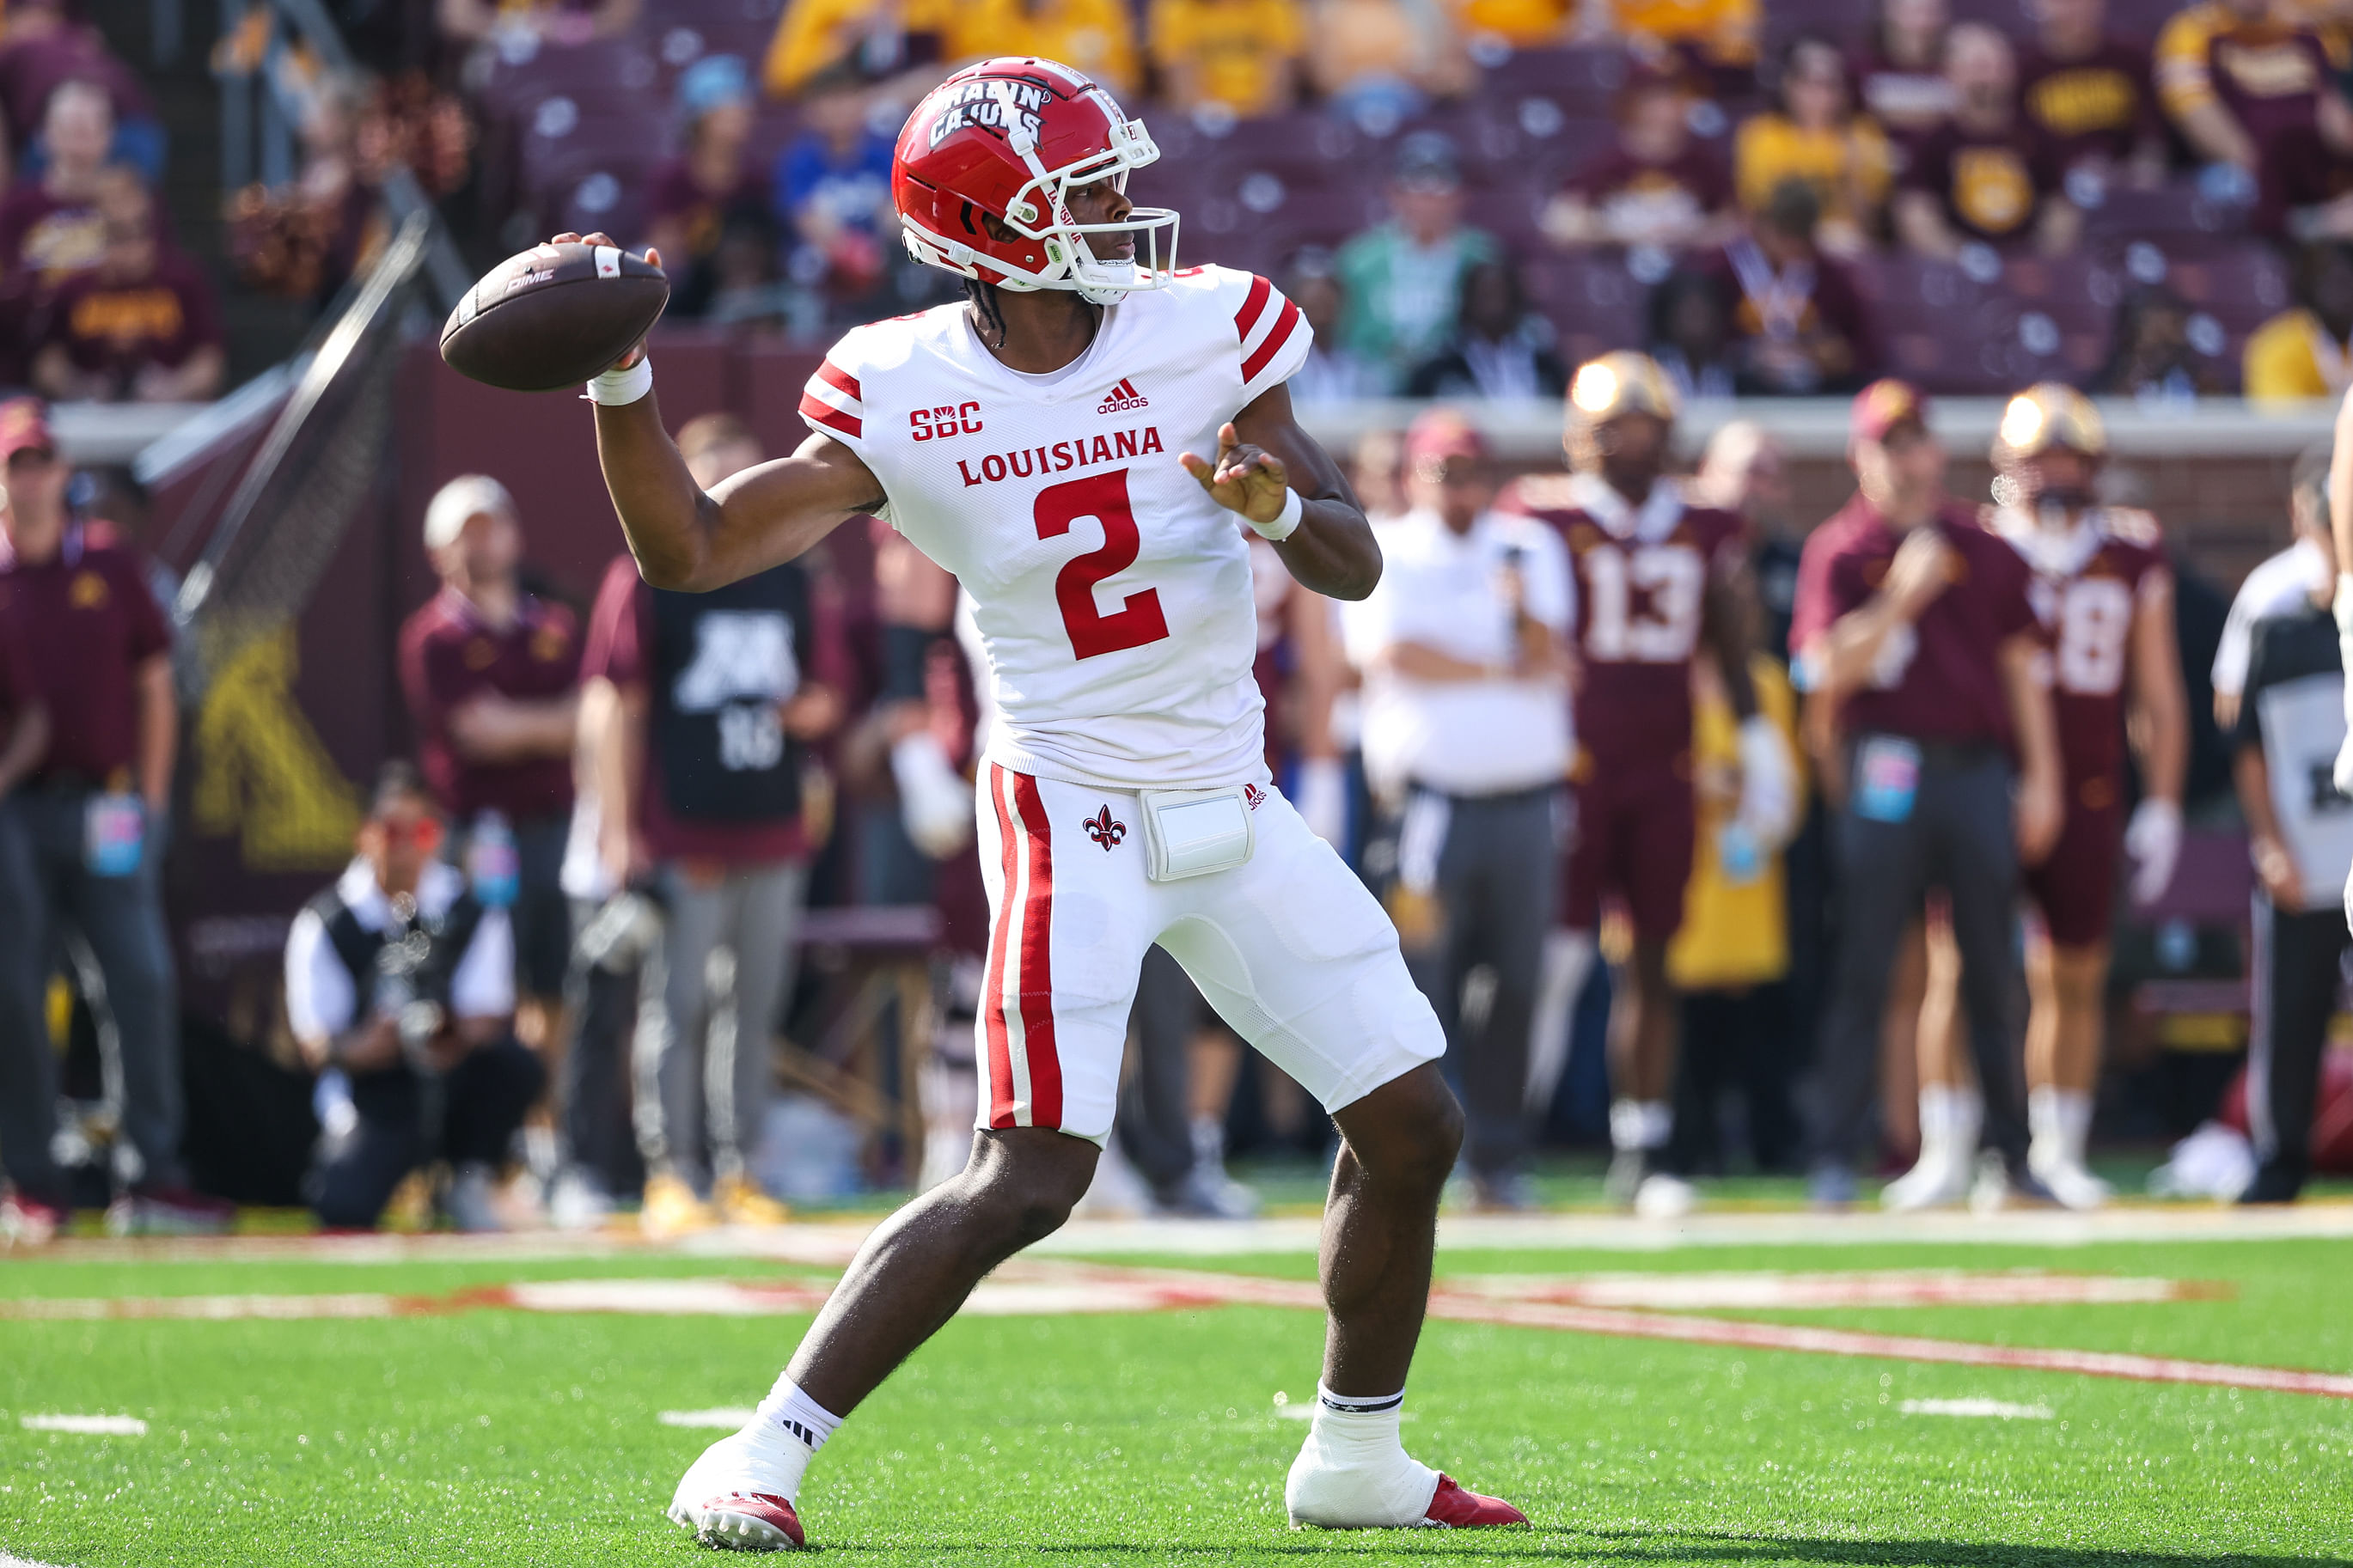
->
[438, 241, 669, 393]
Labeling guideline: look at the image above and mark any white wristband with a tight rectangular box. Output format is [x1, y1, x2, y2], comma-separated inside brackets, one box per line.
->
[584, 355, 652, 406]
[1250, 486, 1304, 543]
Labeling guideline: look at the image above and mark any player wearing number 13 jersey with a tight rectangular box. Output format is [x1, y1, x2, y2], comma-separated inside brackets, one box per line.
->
[563, 55, 1519, 1553]
[1499, 352, 1797, 1218]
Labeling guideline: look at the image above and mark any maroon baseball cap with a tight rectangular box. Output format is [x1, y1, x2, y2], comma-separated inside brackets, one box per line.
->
[1849, 379, 1932, 445]
[1404, 408, 1489, 466]
[0, 398, 55, 463]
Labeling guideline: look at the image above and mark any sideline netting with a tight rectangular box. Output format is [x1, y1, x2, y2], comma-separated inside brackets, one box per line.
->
[172, 211, 432, 686]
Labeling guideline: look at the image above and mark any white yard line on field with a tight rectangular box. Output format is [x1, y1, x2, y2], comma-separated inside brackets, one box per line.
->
[19, 1414, 146, 1435]
[22, 1199, 2353, 1266]
[7, 1259, 2348, 1401]
[1901, 1399, 2057, 1419]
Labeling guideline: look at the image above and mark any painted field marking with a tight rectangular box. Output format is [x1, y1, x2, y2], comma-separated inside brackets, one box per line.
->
[1439, 1272, 2220, 1310]
[26, 1199, 2353, 1266]
[1901, 1399, 2056, 1419]
[0, 1292, 411, 1321]
[9, 1260, 2348, 1403]
[20, 1414, 147, 1436]
[659, 1409, 758, 1429]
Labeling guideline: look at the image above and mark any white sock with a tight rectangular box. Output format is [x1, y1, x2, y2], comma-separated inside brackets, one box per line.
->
[1288, 1384, 1438, 1526]
[1916, 1083, 1982, 1164]
[755, 1376, 841, 1461]
[2028, 1087, 2093, 1166]
[1610, 1098, 1672, 1153]
[1529, 930, 1596, 1111]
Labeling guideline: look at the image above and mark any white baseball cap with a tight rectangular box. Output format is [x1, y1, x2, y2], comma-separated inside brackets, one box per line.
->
[423, 473, 516, 551]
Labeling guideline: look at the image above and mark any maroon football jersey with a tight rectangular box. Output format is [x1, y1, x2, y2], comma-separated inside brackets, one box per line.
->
[1986, 505, 2169, 792]
[1789, 496, 2041, 749]
[1500, 473, 1746, 766]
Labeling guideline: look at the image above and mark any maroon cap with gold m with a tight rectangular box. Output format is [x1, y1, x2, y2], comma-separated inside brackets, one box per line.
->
[1849, 379, 1931, 446]
[0, 399, 56, 463]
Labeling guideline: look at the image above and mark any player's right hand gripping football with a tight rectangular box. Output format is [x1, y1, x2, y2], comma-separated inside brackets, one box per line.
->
[551, 230, 663, 372]
[1182, 422, 1291, 530]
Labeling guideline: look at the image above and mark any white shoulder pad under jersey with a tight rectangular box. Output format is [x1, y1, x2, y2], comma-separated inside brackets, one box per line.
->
[797, 266, 1313, 790]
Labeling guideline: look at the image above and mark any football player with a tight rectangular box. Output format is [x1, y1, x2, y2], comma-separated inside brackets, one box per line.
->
[559, 57, 1522, 1549]
[1887, 384, 2186, 1210]
[1504, 353, 1797, 1216]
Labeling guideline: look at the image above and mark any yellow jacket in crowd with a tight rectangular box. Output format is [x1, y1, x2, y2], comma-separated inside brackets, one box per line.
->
[1668, 654, 1803, 993]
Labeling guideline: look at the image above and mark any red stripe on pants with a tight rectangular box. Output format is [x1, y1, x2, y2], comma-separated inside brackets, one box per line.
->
[1009, 772, 1063, 1128]
[981, 766, 1021, 1127]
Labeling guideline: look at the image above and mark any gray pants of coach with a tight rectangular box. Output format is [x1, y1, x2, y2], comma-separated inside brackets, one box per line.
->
[1811, 740, 2029, 1173]
[1399, 783, 1558, 1179]
[0, 788, 183, 1197]
[632, 859, 808, 1194]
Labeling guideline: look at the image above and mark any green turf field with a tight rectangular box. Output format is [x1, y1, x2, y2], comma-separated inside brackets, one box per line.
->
[4, 1216, 2352, 1566]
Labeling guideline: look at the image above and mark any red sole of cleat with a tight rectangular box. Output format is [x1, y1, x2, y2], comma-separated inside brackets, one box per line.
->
[691, 1492, 805, 1552]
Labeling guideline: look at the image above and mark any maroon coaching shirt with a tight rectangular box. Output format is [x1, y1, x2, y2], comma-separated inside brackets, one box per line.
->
[1789, 497, 2039, 748]
[0, 526, 168, 786]
[582, 554, 849, 865]
[397, 587, 581, 822]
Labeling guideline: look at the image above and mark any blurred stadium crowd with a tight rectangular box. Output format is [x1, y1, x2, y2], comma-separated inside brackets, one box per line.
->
[3, 0, 2353, 1243]
[16, 0, 2353, 398]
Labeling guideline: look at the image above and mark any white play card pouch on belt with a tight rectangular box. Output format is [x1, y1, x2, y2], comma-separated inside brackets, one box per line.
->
[1138, 786, 1255, 882]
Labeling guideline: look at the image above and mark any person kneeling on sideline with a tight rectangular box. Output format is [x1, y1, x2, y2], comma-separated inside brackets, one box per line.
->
[286, 762, 545, 1231]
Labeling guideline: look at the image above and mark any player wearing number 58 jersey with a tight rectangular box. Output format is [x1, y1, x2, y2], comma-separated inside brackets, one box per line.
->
[559, 54, 1521, 1553]
[1890, 385, 2187, 1213]
[1500, 352, 1798, 1219]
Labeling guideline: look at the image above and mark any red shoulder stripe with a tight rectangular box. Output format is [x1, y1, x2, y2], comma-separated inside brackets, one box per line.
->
[1233, 273, 1274, 340]
[1240, 297, 1303, 384]
[816, 360, 861, 402]
[799, 391, 862, 439]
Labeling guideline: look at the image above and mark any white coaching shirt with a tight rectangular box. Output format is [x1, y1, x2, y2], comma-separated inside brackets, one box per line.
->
[799, 265, 1311, 791]
[284, 859, 516, 1044]
[1344, 507, 1574, 798]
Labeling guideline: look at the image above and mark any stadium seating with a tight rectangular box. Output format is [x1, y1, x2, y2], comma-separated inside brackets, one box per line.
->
[455, 14, 2318, 400]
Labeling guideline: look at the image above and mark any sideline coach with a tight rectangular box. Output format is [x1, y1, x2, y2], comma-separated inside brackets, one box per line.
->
[1789, 381, 2064, 1205]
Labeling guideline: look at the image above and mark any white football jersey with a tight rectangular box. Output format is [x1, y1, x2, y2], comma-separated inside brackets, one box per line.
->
[799, 265, 1311, 791]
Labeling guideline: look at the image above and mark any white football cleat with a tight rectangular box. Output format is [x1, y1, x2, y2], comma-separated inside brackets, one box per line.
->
[2028, 1150, 2110, 1211]
[1880, 1150, 1972, 1212]
[1286, 1431, 1525, 1528]
[666, 1422, 810, 1551]
[1632, 1172, 1697, 1220]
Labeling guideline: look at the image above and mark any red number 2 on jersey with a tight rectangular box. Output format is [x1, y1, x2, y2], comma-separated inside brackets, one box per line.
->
[1034, 469, 1170, 661]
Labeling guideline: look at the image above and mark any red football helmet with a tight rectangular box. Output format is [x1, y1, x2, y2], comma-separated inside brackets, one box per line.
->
[892, 57, 1178, 304]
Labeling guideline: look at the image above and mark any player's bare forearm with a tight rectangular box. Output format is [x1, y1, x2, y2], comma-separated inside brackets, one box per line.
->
[1384, 642, 1499, 683]
[2175, 101, 2256, 169]
[0, 705, 46, 800]
[1813, 598, 1906, 699]
[135, 656, 177, 814]
[1196, 383, 1380, 601]
[1999, 632, 2062, 792]
[594, 400, 883, 592]
[2128, 578, 2190, 805]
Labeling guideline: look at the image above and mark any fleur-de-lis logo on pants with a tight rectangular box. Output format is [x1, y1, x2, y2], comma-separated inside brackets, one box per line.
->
[1084, 806, 1127, 851]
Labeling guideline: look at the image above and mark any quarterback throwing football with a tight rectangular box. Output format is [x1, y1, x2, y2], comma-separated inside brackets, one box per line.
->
[562, 57, 1522, 1551]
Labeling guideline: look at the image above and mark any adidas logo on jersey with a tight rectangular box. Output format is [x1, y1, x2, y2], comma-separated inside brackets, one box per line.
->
[1097, 378, 1148, 414]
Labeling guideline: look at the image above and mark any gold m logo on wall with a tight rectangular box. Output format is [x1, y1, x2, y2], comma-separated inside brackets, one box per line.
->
[191, 624, 361, 871]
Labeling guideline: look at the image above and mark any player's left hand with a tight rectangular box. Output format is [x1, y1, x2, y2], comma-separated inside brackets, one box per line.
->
[1182, 422, 1291, 528]
[2124, 796, 2183, 906]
